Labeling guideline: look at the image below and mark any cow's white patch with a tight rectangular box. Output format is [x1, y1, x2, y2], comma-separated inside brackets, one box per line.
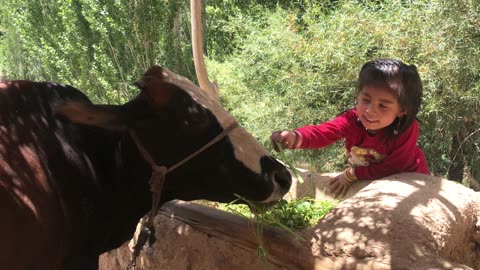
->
[166, 71, 267, 174]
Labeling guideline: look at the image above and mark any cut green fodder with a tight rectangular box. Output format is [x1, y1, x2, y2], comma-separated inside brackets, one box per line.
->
[197, 197, 336, 266]
[221, 197, 336, 230]
[219, 197, 336, 266]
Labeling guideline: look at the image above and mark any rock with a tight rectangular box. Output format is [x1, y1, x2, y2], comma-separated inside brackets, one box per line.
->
[306, 173, 480, 270]
[99, 173, 480, 270]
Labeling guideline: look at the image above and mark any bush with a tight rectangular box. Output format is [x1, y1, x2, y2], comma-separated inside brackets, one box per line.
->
[1, 0, 478, 185]
[0, 0, 196, 103]
[207, 0, 480, 184]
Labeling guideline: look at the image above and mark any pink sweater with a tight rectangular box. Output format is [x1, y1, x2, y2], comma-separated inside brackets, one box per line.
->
[295, 109, 429, 180]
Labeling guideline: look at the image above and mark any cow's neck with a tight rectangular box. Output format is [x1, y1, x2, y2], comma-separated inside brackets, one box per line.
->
[84, 129, 153, 254]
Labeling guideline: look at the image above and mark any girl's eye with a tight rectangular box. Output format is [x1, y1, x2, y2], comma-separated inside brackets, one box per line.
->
[379, 104, 388, 109]
[361, 98, 370, 103]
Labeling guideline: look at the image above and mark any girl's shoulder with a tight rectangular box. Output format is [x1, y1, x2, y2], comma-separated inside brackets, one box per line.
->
[337, 108, 358, 120]
[403, 119, 419, 134]
[392, 119, 420, 146]
[339, 108, 361, 127]
[332, 108, 362, 132]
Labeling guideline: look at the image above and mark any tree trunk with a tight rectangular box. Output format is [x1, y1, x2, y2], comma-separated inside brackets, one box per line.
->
[448, 132, 465, 182]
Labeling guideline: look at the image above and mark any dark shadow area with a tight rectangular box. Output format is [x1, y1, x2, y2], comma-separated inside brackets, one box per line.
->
[0, 83, 74, 269]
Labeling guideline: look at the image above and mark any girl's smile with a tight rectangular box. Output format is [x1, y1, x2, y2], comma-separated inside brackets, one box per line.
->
[356, 86, 405, 132]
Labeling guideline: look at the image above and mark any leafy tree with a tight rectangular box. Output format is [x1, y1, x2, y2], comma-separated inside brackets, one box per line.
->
[0, 0, 196, 103]
[206, 0, 480, 186]
[0, 0, 478, 187]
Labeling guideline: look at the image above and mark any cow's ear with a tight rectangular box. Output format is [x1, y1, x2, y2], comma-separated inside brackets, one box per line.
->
[54, 101, 127, 130]
[135, 77, 177, 107]
[143, 82, 177, 107]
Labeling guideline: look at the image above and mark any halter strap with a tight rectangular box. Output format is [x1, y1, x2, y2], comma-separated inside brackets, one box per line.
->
[125, 121, 239, 269]
[128, 121, 239, 174]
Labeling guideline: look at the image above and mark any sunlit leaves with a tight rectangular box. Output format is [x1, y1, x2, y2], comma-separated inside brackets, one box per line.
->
[208, 0, 479, 179]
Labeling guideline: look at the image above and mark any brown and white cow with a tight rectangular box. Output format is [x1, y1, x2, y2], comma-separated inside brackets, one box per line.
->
[0, 66, 291, 270]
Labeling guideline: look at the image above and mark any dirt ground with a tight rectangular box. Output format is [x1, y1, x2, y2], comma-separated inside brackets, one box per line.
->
[100, 172, 480, 270]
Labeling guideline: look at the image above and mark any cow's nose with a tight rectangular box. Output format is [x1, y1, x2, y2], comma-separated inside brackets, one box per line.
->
[274, 166, 292, 195]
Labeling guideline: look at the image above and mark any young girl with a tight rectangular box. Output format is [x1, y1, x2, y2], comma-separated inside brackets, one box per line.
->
[271, 58, 430, 198]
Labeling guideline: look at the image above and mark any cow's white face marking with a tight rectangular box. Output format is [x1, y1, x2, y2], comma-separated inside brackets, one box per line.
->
[168, 72, 267, 174]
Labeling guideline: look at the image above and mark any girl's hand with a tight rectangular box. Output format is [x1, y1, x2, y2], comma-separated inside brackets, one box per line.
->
[327, 171, 354, 198]
[271, 130, 299, 151]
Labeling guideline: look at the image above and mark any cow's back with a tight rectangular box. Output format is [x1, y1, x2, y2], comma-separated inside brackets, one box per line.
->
[0, 81, 95, 269]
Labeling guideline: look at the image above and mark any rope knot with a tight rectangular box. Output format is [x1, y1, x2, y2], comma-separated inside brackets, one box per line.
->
[126, 123, 238, 269]
[149, 165, 167, 193]
[152, 165, 168, 174]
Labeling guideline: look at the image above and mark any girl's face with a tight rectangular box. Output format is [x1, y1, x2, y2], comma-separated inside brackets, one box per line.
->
[356, 86, 406, 132]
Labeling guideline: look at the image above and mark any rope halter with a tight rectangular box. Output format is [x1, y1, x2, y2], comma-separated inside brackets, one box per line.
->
[125, 121, 239, 269]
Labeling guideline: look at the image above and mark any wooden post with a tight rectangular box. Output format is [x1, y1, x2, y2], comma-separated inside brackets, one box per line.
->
[190, 0, 219, 100]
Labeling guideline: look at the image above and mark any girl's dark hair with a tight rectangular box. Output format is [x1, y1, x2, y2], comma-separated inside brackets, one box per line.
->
[356, 58, 423, 139]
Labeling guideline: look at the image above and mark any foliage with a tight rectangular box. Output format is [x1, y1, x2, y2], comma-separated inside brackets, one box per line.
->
[0, 0, 479, 185]
[221, 197, 336, 230]
[206, 0, 480, 184]
[0, 0, 196, 103]
[205, 0, 328, 59]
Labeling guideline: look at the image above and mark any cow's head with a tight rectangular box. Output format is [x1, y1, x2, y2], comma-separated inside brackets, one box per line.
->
[55, 66, 291, 206]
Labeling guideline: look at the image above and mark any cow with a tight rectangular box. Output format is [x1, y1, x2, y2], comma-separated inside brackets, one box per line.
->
[0, 66, 292, 270]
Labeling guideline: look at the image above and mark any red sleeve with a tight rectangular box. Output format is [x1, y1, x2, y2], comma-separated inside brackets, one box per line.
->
[354, 121, 421, 180]
[295, 110, 352, 149]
